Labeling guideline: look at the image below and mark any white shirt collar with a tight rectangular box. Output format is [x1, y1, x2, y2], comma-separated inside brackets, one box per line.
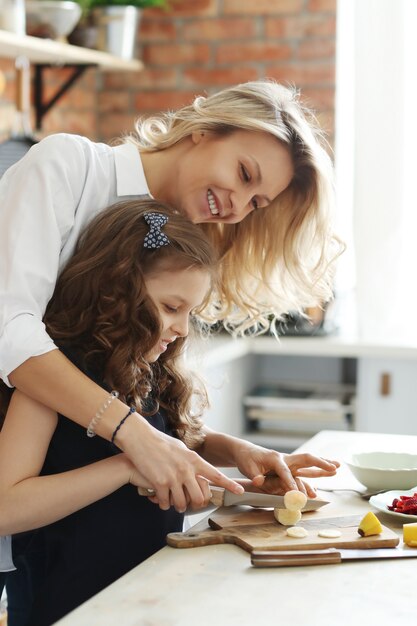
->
[113, 142, 152, 197]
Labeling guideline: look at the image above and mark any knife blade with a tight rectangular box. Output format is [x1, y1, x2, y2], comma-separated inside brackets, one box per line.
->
[210, 487, 328, 511]
[138, 486, 329, 511]
[251, 546, 417, 567]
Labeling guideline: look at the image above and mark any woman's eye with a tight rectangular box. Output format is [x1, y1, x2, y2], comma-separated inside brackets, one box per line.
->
[164, 304, 177, 313]
[240, 164, 250, 182]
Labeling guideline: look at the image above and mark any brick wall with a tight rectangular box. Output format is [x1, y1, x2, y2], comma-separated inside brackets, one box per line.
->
[0, 0, 336, 146]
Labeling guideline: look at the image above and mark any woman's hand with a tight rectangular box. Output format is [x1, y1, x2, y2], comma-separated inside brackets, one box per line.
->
[121, 419, 243, 513]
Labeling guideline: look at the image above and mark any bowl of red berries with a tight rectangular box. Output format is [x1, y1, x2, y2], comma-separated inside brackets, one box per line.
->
[347, 451, 417, 490]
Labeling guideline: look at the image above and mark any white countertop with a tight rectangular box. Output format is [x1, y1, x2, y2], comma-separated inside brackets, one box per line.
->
[188, 334, 417, 369]
[54, 431, 417, 626]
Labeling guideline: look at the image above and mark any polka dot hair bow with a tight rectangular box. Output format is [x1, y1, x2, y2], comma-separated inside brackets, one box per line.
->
[143, 212, 170, 249]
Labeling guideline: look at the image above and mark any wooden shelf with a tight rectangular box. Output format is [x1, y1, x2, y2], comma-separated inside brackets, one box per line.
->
[0, 29, 143, 71]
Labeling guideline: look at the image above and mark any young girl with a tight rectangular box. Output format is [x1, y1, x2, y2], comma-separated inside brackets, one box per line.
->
[0, 200, 339, 625]
[0, 79, 342, 508]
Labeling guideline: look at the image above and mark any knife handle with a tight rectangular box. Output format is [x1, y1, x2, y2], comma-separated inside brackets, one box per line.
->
[137, 486, 225, 507]
[251, 549, 342, 568]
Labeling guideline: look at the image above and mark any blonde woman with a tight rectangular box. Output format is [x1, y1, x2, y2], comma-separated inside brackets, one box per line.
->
[0, 80, 341, 511]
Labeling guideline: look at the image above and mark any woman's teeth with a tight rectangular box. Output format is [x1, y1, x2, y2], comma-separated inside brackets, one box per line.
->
[207, 189, 219, 215]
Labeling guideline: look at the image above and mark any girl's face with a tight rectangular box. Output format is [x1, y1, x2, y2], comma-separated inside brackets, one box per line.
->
[171, 129, 294, 225]
[144, 265, 211, 362]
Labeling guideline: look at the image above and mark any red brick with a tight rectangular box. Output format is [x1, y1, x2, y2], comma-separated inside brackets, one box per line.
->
[182, 17, 257, 40]
[98, 92, 131, 114]
[0, 58, 15, 73]
[139, 17, 177, 42]
[216, 42, 292, 64]
[265, 15, 336, 38]
[41, 82, 96, 110]
[224, 0, 303, 15]
[43, 109, 98, 138]
[315, 110, 335, 138]
[0, 106, 15, 135]
[133, 68, 178, 90]
[133, 90, 197, 112]
[183, 66, 259, 86]
[155, 0, 218, 17]
[307, 0, 336, 12]
[143, 43, 210, 65]
[300, 87, 335, 111]
[97, 112, 138, 142]
[102, 72, 139, 91]
[297, 38, 336, 60]
[267, 63, 335, 87]
[103, 68, 177, 91]
[2, 80, 15, 103]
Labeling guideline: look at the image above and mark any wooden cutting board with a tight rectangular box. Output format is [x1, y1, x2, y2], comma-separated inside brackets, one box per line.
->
[167, 507, 399, 553]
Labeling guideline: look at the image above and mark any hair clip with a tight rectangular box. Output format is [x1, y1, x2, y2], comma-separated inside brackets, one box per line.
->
[143, 212, 170, 249]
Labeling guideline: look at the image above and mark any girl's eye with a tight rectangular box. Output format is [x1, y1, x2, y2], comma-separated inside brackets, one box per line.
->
[240, 164, 250, 182]
[164, 304, 177, 313]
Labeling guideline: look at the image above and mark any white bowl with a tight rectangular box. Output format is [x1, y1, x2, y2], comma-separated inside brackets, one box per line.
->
[347, 451, 417, 490]
[26, 1, 82, 40]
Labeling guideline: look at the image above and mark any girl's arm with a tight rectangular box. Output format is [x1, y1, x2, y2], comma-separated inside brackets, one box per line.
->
[0, 390, 134, 535]
[197, 426, 339, 493]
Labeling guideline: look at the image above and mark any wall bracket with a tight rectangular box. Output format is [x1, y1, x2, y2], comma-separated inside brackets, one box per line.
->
[33, 63, 95, 130]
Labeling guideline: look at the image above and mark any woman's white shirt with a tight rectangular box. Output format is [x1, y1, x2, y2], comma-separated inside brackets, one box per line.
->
[0, 133, 151, 386]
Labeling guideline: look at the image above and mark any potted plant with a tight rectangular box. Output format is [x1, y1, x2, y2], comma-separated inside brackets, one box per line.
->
[69, 0, 169, 59]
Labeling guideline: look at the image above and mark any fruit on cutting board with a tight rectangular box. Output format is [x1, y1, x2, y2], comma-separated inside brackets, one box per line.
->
[318, 529, 342, 539]
[274, 508, 302, 526]
[286, 526, 309, 538]
[403, 522, 417, 547]
[357, 511, 383, 537]
[283, 490, 307, 512]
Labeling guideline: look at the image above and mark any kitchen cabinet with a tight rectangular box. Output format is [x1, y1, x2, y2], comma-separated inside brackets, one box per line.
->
[193, 335, 417, 450]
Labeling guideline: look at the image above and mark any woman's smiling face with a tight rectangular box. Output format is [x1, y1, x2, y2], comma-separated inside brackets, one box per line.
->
[172, 129, 294, 225]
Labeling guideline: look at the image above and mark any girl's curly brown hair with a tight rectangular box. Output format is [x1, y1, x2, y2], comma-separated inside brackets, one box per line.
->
[27, 200, 218, 448]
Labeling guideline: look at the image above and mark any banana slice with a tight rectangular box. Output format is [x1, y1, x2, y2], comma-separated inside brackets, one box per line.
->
[283, 490, 307, 511]
[318, 529, 342, 539]
[286, 526, 309, 538]
[274, 508, 302, 526]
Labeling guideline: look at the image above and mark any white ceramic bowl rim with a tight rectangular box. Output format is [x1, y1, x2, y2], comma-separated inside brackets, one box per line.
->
[349, 451, 417, 471]
[26, 1, 81, 8]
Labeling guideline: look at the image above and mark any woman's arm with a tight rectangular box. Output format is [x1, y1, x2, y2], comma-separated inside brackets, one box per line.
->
[9, 354, 243, 513]
[0, 390, 134, 535]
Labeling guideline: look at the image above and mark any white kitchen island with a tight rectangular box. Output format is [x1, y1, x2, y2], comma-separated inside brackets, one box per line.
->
[54, 430, 417, 626]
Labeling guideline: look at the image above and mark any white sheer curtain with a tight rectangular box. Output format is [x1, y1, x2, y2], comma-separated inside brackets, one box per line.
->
[335, 0, 417, 344]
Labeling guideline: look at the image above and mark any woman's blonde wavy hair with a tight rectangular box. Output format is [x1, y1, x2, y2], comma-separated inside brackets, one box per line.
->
[126, 79, 344, 334]
[42, 200, 218, 448]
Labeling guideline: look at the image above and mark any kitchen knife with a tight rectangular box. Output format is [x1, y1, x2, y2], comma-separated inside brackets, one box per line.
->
[251, 546, 417, 567]
[138, 486, 329, 511]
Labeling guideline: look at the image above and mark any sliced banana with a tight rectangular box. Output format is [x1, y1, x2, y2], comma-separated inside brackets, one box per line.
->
[283, 490, 307, 511]
[286, 526, 309, 538]
[274, 508, 302, 526]
[318, 529, 342, 539]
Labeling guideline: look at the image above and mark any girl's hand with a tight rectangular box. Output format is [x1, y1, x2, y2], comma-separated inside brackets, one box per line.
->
[283, 452, 340, 479]
[232, 441, 339, 494]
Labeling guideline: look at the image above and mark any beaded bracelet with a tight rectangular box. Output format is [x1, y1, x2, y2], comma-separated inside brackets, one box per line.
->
[111, 406, 136, 445]
[87, 390, 120, 438]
